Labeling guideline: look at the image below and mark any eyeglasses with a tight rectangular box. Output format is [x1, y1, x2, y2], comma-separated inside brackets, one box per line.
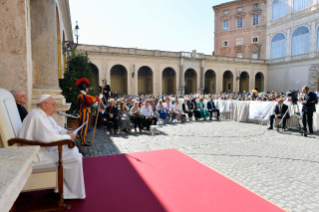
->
[45, 102, 57, 107]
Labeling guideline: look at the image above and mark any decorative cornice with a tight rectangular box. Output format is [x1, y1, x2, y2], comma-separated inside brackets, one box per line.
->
[248, 43, 261, 51]
[221, 14, 231, 20]
[235, 11, 246, 18]
[220, 47, 231, 56]
[249, 8, 262, 16]
[234, 45, 246, 52]
[213, 0, 266, 13]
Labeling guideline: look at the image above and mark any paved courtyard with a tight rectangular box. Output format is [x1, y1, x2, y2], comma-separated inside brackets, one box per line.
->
[76, 120, 319, 212]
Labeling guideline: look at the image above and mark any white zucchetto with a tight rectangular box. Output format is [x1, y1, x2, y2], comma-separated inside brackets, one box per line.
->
[36, 94, 52, 104]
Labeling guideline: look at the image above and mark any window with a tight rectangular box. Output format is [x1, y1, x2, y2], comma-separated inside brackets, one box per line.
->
[223, 41, 228, 47]
[227, 83, 231, 91]
[212, 83, 215, 90]
[238, 18, 243, 28]
[271, 33, 286, 59]
[224, 11, 229, 14]
[317, 26, 319, 51]
[236, 39, 243, 45]
[223, 20, 229, 30]
[237, 53, 243, 58]
[252, 52, 258, 59]
[238, 8, 243, 11]
[293, 0, 311, 12]
[252, 37, 258, 43]
[254, 3, 259, 8]
[253, 15, 259, 25]
[272, 0, 287, 20]
[291, 26, 310, 55]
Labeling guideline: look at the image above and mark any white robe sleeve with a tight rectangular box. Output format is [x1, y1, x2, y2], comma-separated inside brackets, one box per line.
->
[19, 109, 71, 143]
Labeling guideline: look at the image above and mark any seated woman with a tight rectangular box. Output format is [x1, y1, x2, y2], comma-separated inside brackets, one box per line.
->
[156, 99, 167, 123]
[118, 102, 131, 133]
[173, 99, 183, 121]
[197, 98, 209, 120]
[182, 98, 193, 121]
[130, 101, 142, 133]
[141, 101, 157, 131]
[191, 98, 200, 121]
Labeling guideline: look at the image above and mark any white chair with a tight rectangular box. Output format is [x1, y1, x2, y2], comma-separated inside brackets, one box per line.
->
[0, 88, 75, 211]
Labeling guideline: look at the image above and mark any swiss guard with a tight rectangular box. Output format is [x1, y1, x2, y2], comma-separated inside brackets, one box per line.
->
[75, 78, 100, 146]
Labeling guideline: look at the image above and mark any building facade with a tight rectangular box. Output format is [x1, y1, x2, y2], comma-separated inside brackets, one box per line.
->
[213, 0, 267, 60]
[266, 0, 319, 92]
[0, 0, 73, 126]
[214, 0, 319, 92]
[76, 45, 268, 95]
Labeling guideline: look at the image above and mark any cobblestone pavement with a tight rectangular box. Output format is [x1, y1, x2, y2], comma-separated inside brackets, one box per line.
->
[76, 120, 319, 212]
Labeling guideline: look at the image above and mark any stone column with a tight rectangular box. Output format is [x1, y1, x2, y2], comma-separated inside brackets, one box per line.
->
[310, 21, 316, 56]
[31, 0, 59, 89]
[285, 28, 291, 61]
[179, 58, 184, 94]
[200, 61, 205, 93]
[30, 0, 70, 127]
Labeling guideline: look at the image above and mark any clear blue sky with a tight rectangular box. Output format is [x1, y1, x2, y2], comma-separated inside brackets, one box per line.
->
[69, 0, 227, 55]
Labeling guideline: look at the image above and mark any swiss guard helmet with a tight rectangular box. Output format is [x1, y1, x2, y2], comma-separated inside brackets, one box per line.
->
[75, 78, 90, 90]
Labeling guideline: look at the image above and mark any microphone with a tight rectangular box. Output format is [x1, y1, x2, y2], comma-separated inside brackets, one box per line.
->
[57, 111, 80, 119]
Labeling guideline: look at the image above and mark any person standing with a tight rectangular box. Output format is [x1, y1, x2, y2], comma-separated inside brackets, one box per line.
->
[76, 78, 100, 146]
[11, 89, 28, 122]
[299, 86, 318, 134]
[101, 79, 111, 104]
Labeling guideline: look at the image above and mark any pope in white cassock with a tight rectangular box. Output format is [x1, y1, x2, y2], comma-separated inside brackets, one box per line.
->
[19, 94, 86, 199]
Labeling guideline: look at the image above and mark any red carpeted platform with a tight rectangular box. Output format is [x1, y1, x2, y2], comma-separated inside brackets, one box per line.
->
[63, 149, 284, 212]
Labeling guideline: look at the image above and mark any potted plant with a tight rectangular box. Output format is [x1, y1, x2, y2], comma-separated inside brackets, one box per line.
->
[60, 51, 96, 129]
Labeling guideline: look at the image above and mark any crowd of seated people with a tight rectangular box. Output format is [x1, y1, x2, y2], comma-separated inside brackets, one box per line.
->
[95, 89, 319, 134]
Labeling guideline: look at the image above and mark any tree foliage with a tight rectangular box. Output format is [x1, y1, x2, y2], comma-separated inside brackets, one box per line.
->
[61, 51, 95, 113]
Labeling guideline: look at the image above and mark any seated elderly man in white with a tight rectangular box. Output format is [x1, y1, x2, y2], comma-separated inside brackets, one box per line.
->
[164, 97, 175, 122]
[19, 94, 86, 199]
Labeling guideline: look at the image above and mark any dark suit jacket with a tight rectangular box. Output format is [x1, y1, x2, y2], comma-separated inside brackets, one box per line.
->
[104, 105, 118, 119]
[16, 104, 28, 122]
[188, 102, 197, 111]
[273, 104, 289, 118]
[182, 103, 190, 113]
[207, 101, 217, 111]
[302, 92, 318, 113]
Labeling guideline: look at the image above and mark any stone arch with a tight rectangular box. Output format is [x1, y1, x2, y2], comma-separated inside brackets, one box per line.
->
[255, 72, 264, 92]
[239, 71, 249, 92]
[162, 67, 176, 94]
[223, 70, 233, 92]
[138, 66, 153, 95]
[110, 65, 128, 95]
[184, 69, 197, 94]
[204, 70, 216, 94]
[90, 63, 99, 94]
[56, 6, 62, 79]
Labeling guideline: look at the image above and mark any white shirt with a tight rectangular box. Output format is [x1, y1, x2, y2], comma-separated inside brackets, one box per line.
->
[164, 102, 173, 112]
[141, 105, 154, 117]
[173, 104, 182, 112]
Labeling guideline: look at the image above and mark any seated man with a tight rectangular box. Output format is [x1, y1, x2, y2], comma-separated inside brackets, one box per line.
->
[142, 100, 157, 131]
[11, 88, 28, 122]
[207, 98, 220, 120]
[104, 99, 119, 134]
[164, 97, 175, 121]
[268, 98, 289, 130]
[19, 94, 85, 199]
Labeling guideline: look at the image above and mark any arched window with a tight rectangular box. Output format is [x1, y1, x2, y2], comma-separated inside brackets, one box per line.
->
[291, 26, 309, 56]
[293, 0, 311, 12]
[271, 33, 286, 59]
[317, 26, 319, 51]
[272, 0, 287, 20]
